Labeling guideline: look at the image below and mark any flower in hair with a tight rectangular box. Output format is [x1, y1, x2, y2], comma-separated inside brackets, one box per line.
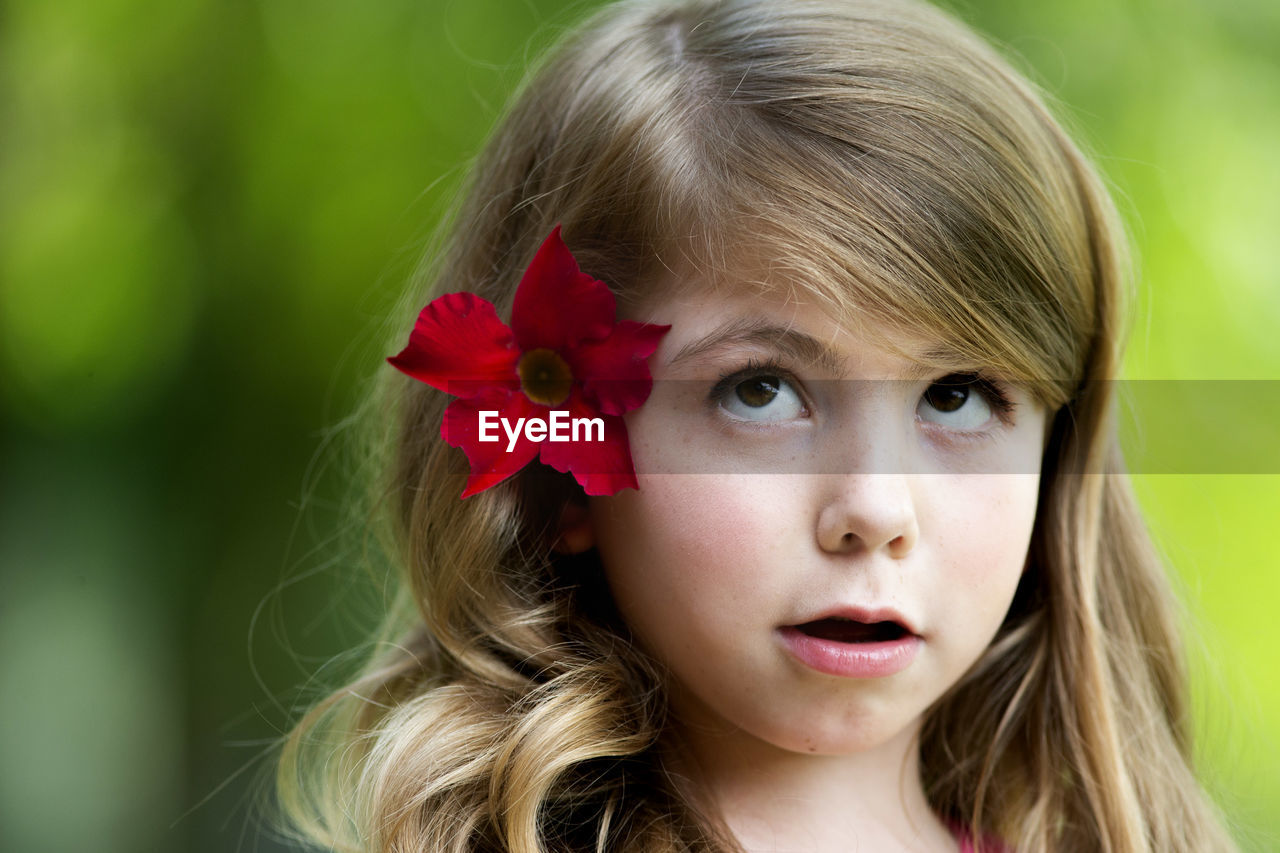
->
[387, 226, 670, 498]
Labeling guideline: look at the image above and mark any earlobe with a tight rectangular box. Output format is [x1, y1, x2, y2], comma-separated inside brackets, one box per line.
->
[552, 502, 595, 554]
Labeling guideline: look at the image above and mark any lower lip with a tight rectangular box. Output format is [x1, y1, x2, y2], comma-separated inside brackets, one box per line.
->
[778, 627, 921, 678]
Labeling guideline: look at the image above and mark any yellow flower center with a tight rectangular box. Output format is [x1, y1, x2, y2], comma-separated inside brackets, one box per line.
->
[517, 348, 573, 406]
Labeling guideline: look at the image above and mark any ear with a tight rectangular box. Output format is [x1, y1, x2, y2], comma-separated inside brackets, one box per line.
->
[552, 501, 594, 554]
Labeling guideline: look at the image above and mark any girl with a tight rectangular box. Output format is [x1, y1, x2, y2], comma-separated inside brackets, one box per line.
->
[277, 0, 1240, 850]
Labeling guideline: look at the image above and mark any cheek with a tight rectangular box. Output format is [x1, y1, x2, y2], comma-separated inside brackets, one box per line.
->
[590, 475, 799, 632]
[928, 474, 1039, 619]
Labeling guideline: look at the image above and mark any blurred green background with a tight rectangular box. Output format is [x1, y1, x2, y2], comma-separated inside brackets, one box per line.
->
[0, 0, 1276, 850]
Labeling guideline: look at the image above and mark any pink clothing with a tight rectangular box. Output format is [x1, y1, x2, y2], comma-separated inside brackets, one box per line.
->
[952, 822, 1012, 852]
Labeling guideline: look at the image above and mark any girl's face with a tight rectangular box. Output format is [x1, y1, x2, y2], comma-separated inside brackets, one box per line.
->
[586, 283, 1046, 759]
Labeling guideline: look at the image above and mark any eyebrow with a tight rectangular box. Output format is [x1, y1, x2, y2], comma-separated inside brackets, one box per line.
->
[666, 316, 959, 381]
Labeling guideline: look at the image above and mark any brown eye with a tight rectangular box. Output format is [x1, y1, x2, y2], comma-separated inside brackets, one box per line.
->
[717, 372, 805, 422]
[922, 383, 969, 413]
[918, 375, 995, 431]
[736, 376, 781, 408]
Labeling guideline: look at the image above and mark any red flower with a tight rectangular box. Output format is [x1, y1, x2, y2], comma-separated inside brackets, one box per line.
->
[387, 226, 670, 498]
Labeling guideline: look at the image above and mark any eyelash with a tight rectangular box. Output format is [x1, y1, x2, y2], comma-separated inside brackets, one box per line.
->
[707, 361, 1018, 430]
[708, 358, 806, 415]
[930, 372, 1017, 425]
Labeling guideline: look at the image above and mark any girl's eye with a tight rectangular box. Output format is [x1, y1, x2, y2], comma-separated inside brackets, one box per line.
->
[717, 373, 806, 422]
[917, 373, 1012, 431]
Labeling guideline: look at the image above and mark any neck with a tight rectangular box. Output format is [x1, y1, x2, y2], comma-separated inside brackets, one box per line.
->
[663, 714, 954, 852]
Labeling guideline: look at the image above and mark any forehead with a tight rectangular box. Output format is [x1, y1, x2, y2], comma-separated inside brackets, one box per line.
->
[636, 282, 973, 380]
[624, 241, 1073, 408]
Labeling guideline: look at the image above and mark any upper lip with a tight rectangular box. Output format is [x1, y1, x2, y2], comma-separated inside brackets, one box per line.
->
[789, 606, 919, 636]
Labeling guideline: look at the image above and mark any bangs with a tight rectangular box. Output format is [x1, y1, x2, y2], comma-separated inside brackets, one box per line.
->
[660, 101, 1090, 413]
[474, 0, 1119, 413]
[565, 0, 1110, 412]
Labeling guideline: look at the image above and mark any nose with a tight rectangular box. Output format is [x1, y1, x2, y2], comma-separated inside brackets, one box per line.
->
[816, 474, 919, 558]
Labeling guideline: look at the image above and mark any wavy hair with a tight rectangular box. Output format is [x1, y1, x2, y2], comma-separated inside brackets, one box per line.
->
[277, 1, 1239, 850]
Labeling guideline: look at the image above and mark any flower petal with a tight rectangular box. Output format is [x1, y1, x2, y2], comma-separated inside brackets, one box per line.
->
[442, 392, 541, 497]
[567, 320, 671, 415]
[511, 226, 616, 352]
[537, 394, 638, 495]
[387, 292, 520, 398]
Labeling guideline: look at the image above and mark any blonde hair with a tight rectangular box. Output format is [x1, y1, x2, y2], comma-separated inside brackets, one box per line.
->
[277, 0, 1239, 850]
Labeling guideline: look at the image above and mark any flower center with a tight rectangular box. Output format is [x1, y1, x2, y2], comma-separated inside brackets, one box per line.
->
[517, 348, 573, 406]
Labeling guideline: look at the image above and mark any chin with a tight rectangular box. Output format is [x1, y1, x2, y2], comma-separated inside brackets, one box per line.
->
[749, 709, 920, 757]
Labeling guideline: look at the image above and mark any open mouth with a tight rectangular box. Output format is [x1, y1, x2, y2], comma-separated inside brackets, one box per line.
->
[793, 617, 910, 643]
